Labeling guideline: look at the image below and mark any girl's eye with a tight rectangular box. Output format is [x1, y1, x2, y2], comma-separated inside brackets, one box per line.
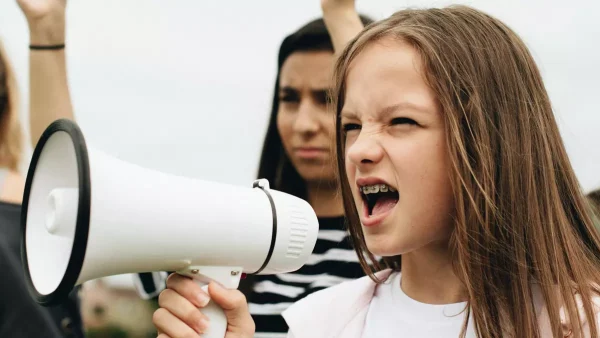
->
[391, 117, 417, 126]
[342, 123, 361, 132]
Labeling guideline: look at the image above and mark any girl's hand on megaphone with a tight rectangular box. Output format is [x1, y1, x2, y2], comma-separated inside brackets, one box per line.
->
[153, 273, 255, 338]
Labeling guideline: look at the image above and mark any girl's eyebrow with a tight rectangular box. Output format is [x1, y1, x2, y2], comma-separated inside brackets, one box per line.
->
[341, 101, 432, 120]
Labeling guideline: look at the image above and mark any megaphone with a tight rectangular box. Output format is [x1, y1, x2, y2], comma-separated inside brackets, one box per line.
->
[21, 119, 319, 338]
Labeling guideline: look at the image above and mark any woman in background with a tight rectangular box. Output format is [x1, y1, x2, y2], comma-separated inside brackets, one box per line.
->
[235, 15, 373, 337]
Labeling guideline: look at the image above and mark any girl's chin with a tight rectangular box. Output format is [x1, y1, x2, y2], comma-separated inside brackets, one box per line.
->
[364, 236, 405, 258]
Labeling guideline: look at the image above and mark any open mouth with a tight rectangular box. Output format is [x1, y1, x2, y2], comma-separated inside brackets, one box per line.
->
[360, 183, 399, 217]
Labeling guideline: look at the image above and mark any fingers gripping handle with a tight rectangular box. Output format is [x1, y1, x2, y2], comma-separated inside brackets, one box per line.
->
[196, 287, 227, 338]
[177, 266, 243, 338]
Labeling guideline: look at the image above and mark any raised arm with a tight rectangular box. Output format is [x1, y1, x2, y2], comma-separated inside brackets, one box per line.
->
[321, 0, 365, 54]
[17, 0, 73, 146]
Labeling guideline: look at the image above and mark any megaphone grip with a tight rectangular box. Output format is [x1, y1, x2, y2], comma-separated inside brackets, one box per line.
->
[197, 284, 228, 338]
[177, 266, 243, 338]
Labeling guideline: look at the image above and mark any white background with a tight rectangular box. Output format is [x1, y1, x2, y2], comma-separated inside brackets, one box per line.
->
[1, 0, 599, 286]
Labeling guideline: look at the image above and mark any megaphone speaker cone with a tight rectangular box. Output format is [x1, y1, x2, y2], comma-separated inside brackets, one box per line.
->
[21, 119, 91, 306]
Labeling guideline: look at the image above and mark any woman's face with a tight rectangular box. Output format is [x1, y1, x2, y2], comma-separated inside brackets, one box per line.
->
[277, 50, 337, 185]
[341, 38, 455, 257]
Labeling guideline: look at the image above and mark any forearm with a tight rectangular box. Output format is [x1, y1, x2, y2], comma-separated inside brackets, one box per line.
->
[322, 7, 365, 54]
[28, 21, 74, 146]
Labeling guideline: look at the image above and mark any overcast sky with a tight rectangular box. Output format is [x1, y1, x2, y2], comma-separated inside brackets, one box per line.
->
[1, 0, 598, 287]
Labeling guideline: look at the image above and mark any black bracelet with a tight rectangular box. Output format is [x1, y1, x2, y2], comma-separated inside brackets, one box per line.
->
[29, 44, 65, 50]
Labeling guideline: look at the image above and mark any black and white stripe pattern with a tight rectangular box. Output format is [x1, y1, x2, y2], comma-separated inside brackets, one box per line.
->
[133, 271, 168, 300]
[249, 216, 365, 338]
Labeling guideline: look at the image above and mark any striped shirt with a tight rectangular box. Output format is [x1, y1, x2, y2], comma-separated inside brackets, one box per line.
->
[132, 216, 364, 337]
[249, 216, 365, 338]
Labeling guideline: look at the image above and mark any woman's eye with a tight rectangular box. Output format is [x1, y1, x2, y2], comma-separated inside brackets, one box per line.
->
[342, 123, 361, 132]
[391, 117, 417, 125]
[314, 91, 330, 106]
[280, 94, 299, 103]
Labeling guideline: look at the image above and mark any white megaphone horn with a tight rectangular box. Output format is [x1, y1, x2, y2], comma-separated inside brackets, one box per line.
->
[21, 119, 319, 338]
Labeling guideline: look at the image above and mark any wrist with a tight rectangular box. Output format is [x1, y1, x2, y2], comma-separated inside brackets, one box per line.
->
[322, 5, 358, 21]
[27, 18, 66, 46]
[322, 7, 362, 32]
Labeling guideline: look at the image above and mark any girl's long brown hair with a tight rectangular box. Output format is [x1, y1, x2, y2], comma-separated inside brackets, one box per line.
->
[333, 5, 600, 338]
[0, 41, 23, 171]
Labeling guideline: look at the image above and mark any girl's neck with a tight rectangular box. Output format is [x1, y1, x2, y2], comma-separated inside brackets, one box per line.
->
[306, 182, 343, 217]
[400, 243, 467, 305]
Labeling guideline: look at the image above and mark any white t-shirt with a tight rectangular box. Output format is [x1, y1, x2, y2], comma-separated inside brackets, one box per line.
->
[362, 272, 477, 338]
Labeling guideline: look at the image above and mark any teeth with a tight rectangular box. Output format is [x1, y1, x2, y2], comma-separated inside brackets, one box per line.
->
[361, 184, 396, 194]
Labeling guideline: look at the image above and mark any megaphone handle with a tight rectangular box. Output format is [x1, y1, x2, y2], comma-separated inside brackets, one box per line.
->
[196, 283, 227, 338]
[177, 266, 243, 338]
